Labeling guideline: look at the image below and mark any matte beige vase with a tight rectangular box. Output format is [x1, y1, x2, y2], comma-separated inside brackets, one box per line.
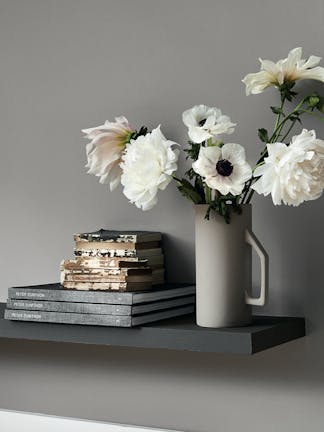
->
[195, 204, 269, 328]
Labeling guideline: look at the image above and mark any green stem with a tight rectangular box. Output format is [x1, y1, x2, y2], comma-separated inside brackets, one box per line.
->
[205, 138, 213, 204]
[245, 96, 309, 204]
[244, 95, 324, 205]
[242, 97, 287, 205]
[245, 187, 255, 204]
[280, 119, 297, 143]
[272, 97, 285, 135]
[253, 161, 265, 172]
[299, 109, 324, 120]
[269, 96, 308, 143]
[172, 175, 182, 184]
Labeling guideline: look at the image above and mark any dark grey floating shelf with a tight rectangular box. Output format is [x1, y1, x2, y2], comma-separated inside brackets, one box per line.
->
[0, 304, 305, 355]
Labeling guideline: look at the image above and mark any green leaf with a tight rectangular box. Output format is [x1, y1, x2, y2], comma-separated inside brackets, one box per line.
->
[176, 178, 203, 204]
[184, 142, 201, 161]
[131, 126, 148, 140]
[270, 106, 283, 115]
[204, 197, 242, 224]
[258, 128, 269, 143]
[289, 115, 301, 123]
[279, 82, 297, 102]
[194, 175, 205, 200]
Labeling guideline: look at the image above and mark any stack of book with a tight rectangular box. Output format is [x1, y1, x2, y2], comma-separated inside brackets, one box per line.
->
[61, 229, 165, 291]
[5, 283, 196, 327]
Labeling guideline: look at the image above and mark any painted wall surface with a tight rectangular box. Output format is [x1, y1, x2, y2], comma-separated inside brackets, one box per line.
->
[0, 1, 324, 431]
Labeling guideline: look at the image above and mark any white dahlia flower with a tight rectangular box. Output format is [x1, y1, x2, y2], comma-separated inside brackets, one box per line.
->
[252, 129, 324, 206]
[120, 126, 179, 211]
[83, 116, 134, 191]
[192, 143, 252, 196]
[243, 47, 324, 95]
[182, 105, 236, 143]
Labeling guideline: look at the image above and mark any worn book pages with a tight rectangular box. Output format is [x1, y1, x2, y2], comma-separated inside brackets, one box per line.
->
[75, 240, 160, 251]
[63, 281, 152, 291]
[74, 229, 162, 244]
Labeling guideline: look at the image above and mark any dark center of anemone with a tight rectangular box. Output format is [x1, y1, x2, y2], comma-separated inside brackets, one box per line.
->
[216, 159, 233, 177]
[198, 118, 207, 127]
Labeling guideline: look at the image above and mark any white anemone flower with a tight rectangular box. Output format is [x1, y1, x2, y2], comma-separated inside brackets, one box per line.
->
[192, 143, 252, 196]
[243, 47, 324, 95]
[252, 129, 324, 206]
[83, 116, 134, 191]
[121, 126, 179, 211]
[182, 105, 236, 143]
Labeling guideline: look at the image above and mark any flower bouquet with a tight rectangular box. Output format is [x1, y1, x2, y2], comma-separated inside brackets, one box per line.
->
[83, 47, 324, 327]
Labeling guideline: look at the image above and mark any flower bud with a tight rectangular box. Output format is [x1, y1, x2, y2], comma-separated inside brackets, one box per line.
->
[308, 94, 320, 107]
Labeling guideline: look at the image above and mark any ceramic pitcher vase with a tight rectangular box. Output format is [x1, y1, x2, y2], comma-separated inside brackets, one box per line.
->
[195, 204, 269, 328]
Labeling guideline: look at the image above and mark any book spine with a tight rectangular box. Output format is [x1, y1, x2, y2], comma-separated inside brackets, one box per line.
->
[63, 275, 152, 284]
[62, 282, 151, 291]
[61, 258, 148, 269]
[63, 281, 128, 290]
[61, 267, 150, 275]
[8, 287, 134, 305]
[75, 241, 159, 251]
[64, 275, 129, 283]
[6, 299, 132, 315]
[74, 248, 162, 258]
[4, 309, 132, 327]
[61, 266, 130, 276]
[74, 233, 140, 243]
[75, 240, 136, 251]
[74, 249, 138, 258]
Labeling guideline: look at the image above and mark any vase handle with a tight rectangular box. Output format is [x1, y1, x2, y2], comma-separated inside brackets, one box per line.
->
[244, 229, 269, 307]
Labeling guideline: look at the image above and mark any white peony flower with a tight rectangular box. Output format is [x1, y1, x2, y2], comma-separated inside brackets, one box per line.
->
[120, 126, 179, 211]
[83, 116, 134, 191]
[252, 129, 324, 206]
[243, 47, 324, 95]
[182, 105, 236, 143]
[192, 143, 252, 195]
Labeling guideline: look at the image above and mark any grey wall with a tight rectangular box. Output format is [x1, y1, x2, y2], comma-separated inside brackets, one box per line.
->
[1, 0, 324, 431]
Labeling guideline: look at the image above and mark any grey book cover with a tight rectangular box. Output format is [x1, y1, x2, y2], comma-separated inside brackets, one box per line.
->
[4, 305, 195, 327]
[8, 283, 195, 305]
[7, 295, 195, 316]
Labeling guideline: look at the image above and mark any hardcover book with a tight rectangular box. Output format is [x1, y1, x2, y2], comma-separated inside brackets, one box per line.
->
[61, 257, 150, 270]
[64, 257, 163, 271]
[4, 304, 195, 327]
[74, 248, 163, 258]
[8, 283, 195, 305]
[63, 275, 152, 283]
[60, 267, 153, 284]
[62, 281, 152, 291]
[74, 229, 162, 244]
[74, 240, 160, 251]
[7, 295, 195, 316]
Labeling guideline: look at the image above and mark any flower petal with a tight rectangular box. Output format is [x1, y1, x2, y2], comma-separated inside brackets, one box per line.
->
[83, 117, 134, 190]
[121, 126, 178, 210]
[188, 126, 211, 143]
[252, 129, 324, 206]
[297, 66, 324, 82]
[221, 143, 246, 165]
[183, 105, 236, 142]
[242, 70, 274, 95]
